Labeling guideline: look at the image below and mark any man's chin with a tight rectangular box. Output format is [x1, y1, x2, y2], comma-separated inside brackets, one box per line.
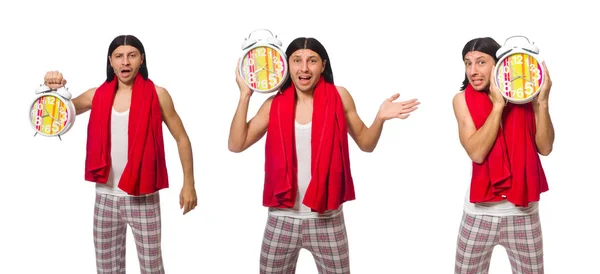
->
[470, 83, 489, 91]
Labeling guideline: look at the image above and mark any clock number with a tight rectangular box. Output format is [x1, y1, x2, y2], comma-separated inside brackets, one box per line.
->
[256, 48, 266, 57]
[272, 56, 284, 74]
[511, 55, 523, 65]
[268, 74, 277, 86]
[274, 60, 283, 74]
[47, 97, 55, 105]
[259, 79, 268, 89]
[59, 107, 67, 122]
[530, 65, 541, 81]
[525, 82, 534, 96]
[247, 72, 256, 84]
[35, 116, 42, 126]
[36, 102, 43, 110]
[247, 57, 255, 66]
[52, 121, 61, 132]
[243, 66, 250, 75]
[503, 81, 511, 92]
[41, 124, 51, 133]
[503, 65, 510, 74]
[514, 88, 524, 99]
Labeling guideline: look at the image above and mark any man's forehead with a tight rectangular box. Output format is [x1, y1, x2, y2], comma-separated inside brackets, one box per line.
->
[112, 46, 140, 54]
[464, 51, 492, 60]
[292, 49, 319, 58]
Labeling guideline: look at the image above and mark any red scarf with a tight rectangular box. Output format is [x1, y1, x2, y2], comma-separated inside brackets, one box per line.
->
[264, 76, 355, 213]
[85, 74, 168, 196]
[465, 84, 548, 206]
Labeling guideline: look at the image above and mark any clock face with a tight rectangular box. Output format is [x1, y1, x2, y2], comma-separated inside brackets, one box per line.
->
[30, 94, 72, 136]
[240, 45, 288, 93]
[495, 52, 543, 102]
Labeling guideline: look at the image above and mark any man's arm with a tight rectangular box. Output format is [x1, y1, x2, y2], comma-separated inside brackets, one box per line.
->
[452, 91, 503, 164]
[228, 64, 272, 153]
[72, 88, 96, 115]
[44, 70, 95, 115]
[337, 86, 419, 152]
[156, 86, 197, 215]
[532, 62, 554, 156]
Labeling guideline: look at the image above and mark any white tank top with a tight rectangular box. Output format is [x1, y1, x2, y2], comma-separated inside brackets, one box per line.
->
[269, 121, 342, 219]
[463, 185, 538, 216]
[95, 108, 131, 196]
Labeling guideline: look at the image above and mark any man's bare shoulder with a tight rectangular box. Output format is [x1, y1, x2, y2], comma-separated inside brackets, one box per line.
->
[77, 87, 97, 99]
[335, 85, 349, 95]
[453, 90, 466, 105]
[154, 84, 167, 94]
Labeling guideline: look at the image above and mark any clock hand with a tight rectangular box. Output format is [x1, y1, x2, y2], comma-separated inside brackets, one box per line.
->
[265, 68, 281, 75]
[36, 105, 51, 118]
[44, 106, 60, 121]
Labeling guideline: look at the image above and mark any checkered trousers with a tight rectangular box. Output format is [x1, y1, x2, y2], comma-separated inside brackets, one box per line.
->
[93, 193, 164, 274]
[455, 211, 544, 274]
[260, 212, 350, 274]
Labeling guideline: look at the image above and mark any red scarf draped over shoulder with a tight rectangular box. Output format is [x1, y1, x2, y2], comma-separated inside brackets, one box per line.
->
[85, 74, 168, 196]
[264, 76, 355, 213]
[465, 84, 548, 207]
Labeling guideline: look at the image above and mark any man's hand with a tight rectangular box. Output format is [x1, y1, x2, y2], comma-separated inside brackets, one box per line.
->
[179, 184, 197, 215]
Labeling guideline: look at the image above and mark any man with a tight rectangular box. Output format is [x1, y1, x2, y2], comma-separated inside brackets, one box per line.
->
[43, 34, 197, 273]
[452, 37, 554, 273]
[229, 37, 420, 273]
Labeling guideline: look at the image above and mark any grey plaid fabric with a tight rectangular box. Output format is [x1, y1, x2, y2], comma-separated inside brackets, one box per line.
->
[93, 193, 164, 274]
[455, 211, 544, 274]
[260, 212, 350, 273]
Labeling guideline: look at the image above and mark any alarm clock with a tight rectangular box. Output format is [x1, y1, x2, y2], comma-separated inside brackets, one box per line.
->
[494, 35, 545, 104]
[238, 29, 289, 93]
[29, 85, 76, 139]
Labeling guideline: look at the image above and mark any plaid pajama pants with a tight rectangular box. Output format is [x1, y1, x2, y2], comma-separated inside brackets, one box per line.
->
[455, 211, 544, 274]
[93, 193, 164, 274]
[260, 212, 350, 274]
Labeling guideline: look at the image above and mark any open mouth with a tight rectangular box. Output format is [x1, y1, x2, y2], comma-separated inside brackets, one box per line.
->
[471, 79, 484, 85]
[298, 75, 311, 84]
[120, 69, 131, 77]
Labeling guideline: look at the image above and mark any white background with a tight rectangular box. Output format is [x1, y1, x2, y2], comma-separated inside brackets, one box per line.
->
[1, 0, 598, 273]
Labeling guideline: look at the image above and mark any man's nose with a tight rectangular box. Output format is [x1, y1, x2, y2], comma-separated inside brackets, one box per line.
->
[469, 65, 478, 76]
[300, 61, 308, 71]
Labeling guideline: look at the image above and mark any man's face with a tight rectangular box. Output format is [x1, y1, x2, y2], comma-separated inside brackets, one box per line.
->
[109, 45, 144, 85]
[289, 49, 326, 93]
[464, 51, 495, 91]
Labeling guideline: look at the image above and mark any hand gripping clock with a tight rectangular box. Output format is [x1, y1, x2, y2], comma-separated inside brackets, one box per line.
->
[238, 29, 289, 93]
[494, 35, 545, 104]
[29, 84, 76, 140]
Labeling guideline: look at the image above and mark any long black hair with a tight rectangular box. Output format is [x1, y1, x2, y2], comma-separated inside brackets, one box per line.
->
[280, 37, 333, 90]
[106, 35, 148, 82]
[460, 37, 500, 90]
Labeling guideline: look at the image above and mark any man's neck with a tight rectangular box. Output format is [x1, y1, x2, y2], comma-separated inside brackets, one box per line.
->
[117, 79, 134, 93]
[295, 89, 314, 104]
